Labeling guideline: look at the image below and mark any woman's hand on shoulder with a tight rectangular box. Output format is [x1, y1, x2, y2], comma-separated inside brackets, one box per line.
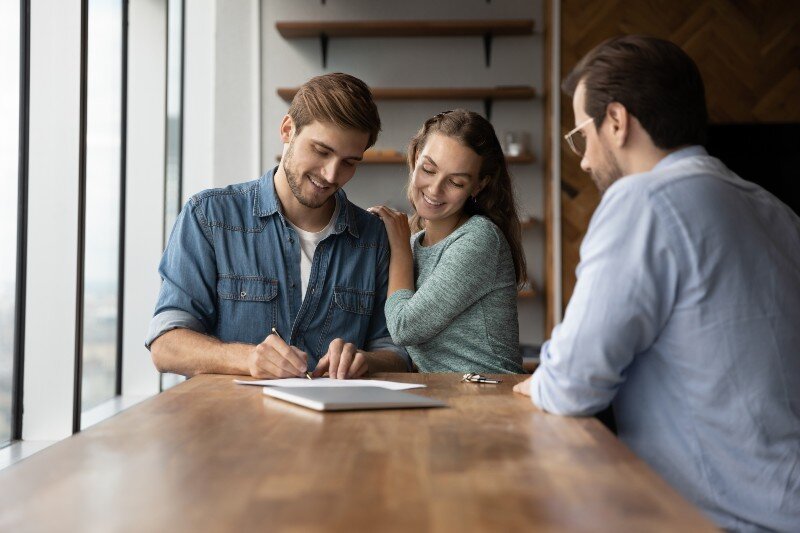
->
[368, 206, 412, 250]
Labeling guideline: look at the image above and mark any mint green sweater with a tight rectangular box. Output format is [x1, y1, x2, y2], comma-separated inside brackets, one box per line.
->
[385, 215, 523, 373]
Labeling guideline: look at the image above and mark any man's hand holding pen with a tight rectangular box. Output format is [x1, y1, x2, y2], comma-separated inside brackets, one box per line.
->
[246, 329, 309, 379]
[247, 329, 367, 380]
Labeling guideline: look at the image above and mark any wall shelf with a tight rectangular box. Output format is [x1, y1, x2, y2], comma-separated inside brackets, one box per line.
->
[275, 20, 534, 39]
[520, 217, 541, 229]
[275, 19, 535, 67]
[507, 154, 536, 164]
[275, 151, 536, 165]
[277, 86, 535, 102]
[277, 86, 536, 119]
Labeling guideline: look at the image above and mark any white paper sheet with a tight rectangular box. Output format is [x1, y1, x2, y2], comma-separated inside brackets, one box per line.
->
[234, 378, 425, 391]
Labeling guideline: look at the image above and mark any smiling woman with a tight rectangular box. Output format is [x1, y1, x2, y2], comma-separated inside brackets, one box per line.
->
[0, 0, 21, 447]
[374, 109, 526, 374]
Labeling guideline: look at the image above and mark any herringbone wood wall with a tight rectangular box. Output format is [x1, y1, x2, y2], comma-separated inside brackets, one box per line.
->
[557, 0, 800, 315]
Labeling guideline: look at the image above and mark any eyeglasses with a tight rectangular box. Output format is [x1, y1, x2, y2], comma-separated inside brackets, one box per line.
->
[564, 117, 594, 157]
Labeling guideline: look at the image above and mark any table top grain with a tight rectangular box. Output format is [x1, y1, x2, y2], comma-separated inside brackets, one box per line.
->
[0, 373, 718, 532]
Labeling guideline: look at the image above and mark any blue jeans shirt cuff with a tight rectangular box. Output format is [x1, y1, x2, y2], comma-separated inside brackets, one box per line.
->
[145, 309, 206, 350]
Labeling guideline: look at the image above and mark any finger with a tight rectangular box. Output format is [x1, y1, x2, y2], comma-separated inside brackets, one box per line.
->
[255, 344, 298, 377]
[290, 347, 309, 375]
[337, 344, 356, 380]
[327, 338, 345, 379]
[251, 350, 291, 379]
[513, 378, 532, 396]
[367, 205, 387, 218]
[374, 205, 393, 218]
[266, 330, 289, 350]
[258, 339, 306, 376]
[348, 352, 367, 378]
[277, 345, 308, 376]
[312, 354, 329, 377]
[261, 356, 297, 379]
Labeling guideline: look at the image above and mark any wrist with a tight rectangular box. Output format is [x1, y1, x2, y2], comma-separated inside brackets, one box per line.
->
[226, 342, 256, 376]
[390, 244, 412, 261]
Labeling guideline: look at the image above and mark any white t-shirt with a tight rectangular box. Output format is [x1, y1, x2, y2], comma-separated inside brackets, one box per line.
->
[286, 199, 340, 300]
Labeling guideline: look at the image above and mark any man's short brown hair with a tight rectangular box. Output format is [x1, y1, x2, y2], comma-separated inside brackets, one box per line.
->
[563, 35, 708, 149]
[288, 73, 381, 149]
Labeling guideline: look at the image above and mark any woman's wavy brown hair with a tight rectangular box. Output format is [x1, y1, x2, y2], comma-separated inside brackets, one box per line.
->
[406, 109, 527, 287]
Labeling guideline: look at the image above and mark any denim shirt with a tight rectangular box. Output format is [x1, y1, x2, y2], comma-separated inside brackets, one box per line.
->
[146, 167, 409, 370]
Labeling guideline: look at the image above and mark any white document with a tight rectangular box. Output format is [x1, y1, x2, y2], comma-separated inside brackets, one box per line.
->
[234, 377, 425, 391]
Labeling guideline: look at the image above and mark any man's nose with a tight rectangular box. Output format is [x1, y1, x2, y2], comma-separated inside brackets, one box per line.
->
[321, 160, 340, 183]
[580, 155, 591, 173]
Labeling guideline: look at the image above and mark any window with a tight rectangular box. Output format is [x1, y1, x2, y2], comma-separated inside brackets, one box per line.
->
[161, 0, 185, 391]
[81, 0, 123, 412]
[0, 0, 22, 447]
[164, 0, 184, 245]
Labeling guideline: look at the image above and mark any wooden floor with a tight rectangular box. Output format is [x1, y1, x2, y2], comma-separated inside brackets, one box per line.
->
[0, 373, 718, 532]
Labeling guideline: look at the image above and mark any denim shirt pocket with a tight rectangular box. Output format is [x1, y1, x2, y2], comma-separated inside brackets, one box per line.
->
[216, 275, 278, 345]
[316, 286, 375, 354]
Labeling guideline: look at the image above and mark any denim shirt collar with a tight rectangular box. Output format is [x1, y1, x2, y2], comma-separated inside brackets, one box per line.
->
[254, 166, 360, 238]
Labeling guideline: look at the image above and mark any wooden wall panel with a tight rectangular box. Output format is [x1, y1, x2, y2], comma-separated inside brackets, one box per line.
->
[558, 0, 800, 311]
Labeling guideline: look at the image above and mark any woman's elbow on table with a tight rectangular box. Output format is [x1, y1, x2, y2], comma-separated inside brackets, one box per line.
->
[385, 317, 432, 347]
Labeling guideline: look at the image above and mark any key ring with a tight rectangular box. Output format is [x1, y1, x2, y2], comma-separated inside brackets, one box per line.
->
[461, 373, 502, 384]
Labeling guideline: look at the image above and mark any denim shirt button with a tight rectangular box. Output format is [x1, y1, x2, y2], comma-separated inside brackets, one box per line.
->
[240, 291, 247, 298]
[288, 237, 294, 243]
[290, 282, 295, 288]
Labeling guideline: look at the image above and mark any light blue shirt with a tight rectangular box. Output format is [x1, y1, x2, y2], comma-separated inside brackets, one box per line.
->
[530, 146, 800, 532]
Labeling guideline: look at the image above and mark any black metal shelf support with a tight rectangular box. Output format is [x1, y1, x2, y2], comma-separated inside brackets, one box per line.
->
[320, 33, 329, 68]
[483, 32, 493, 67]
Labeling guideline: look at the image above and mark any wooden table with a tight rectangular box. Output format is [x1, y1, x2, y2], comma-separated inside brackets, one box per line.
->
[0, 374, 718, 532]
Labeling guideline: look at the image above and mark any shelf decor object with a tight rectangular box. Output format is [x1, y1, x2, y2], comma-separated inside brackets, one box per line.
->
[275, 19, 535, 68]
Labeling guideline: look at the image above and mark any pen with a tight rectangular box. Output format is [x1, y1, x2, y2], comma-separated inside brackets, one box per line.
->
[271, 327, 312, 379]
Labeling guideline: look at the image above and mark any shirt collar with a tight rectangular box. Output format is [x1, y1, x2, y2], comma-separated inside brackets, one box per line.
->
[652, 145, 707, 172]
[253, 166, 360, 238]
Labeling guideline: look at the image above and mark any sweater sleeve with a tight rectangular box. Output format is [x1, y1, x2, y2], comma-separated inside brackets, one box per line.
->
[384, 220, 502, 346]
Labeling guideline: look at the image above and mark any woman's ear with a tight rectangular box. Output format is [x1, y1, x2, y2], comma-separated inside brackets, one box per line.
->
[475, 176, 490, 196]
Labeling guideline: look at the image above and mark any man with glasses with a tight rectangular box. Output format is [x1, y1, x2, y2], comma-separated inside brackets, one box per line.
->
[515, 35, 800, 532]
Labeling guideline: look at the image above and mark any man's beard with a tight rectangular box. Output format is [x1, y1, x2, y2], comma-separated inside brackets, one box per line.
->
[283, 139, 336, 209]
[591, 143, 624, 195]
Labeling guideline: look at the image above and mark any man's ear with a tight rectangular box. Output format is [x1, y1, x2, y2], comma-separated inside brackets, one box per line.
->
[279, 114, 294, 144]
[605, 102, 629, 148]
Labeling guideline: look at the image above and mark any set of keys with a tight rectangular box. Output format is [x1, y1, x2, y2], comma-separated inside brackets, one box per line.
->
[461, 373, 502, 384]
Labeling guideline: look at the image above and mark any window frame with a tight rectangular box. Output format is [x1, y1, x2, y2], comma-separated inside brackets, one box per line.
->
[10, 0, 32, 446]
[73, 0, 130, 431]
[160, 0, 186, 392]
